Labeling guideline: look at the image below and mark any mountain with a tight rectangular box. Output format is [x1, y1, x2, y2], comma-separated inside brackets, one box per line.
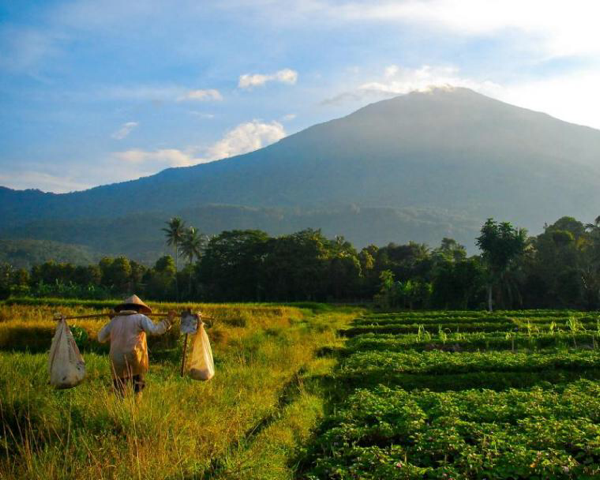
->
[0, 239, 101, 269]
[2, 87, 599, 263]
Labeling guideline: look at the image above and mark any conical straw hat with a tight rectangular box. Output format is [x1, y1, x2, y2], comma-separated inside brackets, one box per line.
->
[114, 294, 152, 314]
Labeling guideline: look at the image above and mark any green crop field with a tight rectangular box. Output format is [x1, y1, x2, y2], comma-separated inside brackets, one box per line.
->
[1, 303, 599, 479]
[300, 310, 600, 479]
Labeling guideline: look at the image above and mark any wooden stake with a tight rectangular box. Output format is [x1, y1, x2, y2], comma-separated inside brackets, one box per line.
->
[181, 333, 189, 377]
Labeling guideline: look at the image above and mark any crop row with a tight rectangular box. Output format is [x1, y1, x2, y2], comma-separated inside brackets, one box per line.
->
[346, 332, 598, 353]
[343, 322, 516, 336]
[341, 349, 600, 376]
[346, 322, 599, 339]
[303, 380, 600, 479]
[353, 315, 599, 328]
[353, 316, 516, 326]
[359, 310, 592, 320]
[363, 311, 485, 320]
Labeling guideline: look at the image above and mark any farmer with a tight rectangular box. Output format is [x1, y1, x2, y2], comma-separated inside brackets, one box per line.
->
[98, 295, 174, 396]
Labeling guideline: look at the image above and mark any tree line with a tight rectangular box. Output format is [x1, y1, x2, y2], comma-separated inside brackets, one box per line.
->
[1, 215, 599, 310]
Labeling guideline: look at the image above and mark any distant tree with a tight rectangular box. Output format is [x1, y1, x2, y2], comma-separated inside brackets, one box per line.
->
[580, 216, 600, 309]
[329, 251, 362, 300]
[129, 261, 148, 294]
[73, 265, 101, 286]
[359, 246, 376, 272]
[0, 263, 14, 299]
[552, 216, 587, 240]
[525, 219, 581, 307]
[520, 216, 600, 309]
[12, 268, 30, 287]
[30, 260, 76, 286]
[198, 230, 271, 301]
[144, 256, 176, 300]
[263, 229, 331, 301]
[432, 238, 467, 263]
[98, 257, 114, 288]
[358, 245, 379, 297]
[154, 255, 177, 275]
[111, 257, 132, 293]
[431, 258, 484, 309]
[476, 219, 527, 311]
[180, 227, 204, 265]
[375, 242, 432, 283]
[162, 217, 186, 300]
[98, 256, 132, 293]
[375, 269, 396, 309]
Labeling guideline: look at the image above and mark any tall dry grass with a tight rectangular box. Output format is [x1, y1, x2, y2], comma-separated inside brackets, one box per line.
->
[0, 302, 359, 479]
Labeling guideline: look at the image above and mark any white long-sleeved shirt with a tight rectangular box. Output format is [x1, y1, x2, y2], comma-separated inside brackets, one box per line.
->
[98, 311, 171, 378]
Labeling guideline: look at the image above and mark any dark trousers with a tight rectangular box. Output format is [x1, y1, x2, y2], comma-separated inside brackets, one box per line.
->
[113, 374, 146, 396]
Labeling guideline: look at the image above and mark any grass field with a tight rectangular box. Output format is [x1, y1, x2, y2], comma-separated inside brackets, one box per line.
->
[0, 299, 360, 479]
[1, 303, 599, 479]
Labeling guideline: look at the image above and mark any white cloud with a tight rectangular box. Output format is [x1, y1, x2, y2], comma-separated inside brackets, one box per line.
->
[281, 113, 297, 122]
[332, 0, 600, 58]
[498, 71, 600, 130]
[322, 64, 501, 105]
[384, 65, 399, 78]
[4, 119, 288, 193]
[210, 1, 600, 59]
[190, 111, 215, 119]
[111, 121, 139, 140]
[359, 65, 502, 96]
[113, 120, 286, 177]
[114, 148, 196, 167]
[205, 120, 286, 160]
[102, 85, 221, 103]
[238, 68, 298, 89]
[178, 89, 223, 102]
[0, 170, 92, 193]
[322, 61, 600, 130]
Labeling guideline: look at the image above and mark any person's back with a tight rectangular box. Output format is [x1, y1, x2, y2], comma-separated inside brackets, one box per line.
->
[102, 311, 162, 378]
[98, 295, 173, 396]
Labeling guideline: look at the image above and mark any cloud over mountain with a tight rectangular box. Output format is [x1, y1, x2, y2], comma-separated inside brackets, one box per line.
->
[112, 119, 286, 176]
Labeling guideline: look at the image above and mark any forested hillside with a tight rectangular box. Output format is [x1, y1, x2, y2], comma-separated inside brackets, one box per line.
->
[2, 88, 600, 266]
[0, 239, 100, 269]
[3, 215, 599, 311]
[0, 205, 478, 263]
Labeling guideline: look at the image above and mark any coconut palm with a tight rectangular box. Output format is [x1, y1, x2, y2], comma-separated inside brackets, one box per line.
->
[162, 217, 186, 299]
[180, 227, 204, 265]
[162, 217, 186, 267]
[179, 226, 205, 298]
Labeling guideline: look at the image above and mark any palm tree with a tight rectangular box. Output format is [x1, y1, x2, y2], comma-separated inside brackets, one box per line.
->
[162, 217, 186, 299]
[180, 227, 205, 298]
[180, 227, 204, 265]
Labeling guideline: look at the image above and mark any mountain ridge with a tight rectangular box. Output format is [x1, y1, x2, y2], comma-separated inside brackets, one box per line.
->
[2, 87, 599, 261]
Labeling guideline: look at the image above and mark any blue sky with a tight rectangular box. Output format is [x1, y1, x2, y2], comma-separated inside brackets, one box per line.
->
[2, 0, 600, 192]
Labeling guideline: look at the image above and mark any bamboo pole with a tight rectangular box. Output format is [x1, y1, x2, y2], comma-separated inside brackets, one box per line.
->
[180, 334, 189, 377]
[55, 312, 172, 320]
[54, 312, 213, 321]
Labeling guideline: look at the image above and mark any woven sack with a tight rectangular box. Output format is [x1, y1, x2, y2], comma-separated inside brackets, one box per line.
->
[188, 323, 214, 381]
[48, 318, 86, 389]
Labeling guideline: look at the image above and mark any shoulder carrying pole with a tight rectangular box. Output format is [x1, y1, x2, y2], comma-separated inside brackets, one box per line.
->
[54, 312, 171, 320]
[181, 334, 189, 377]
